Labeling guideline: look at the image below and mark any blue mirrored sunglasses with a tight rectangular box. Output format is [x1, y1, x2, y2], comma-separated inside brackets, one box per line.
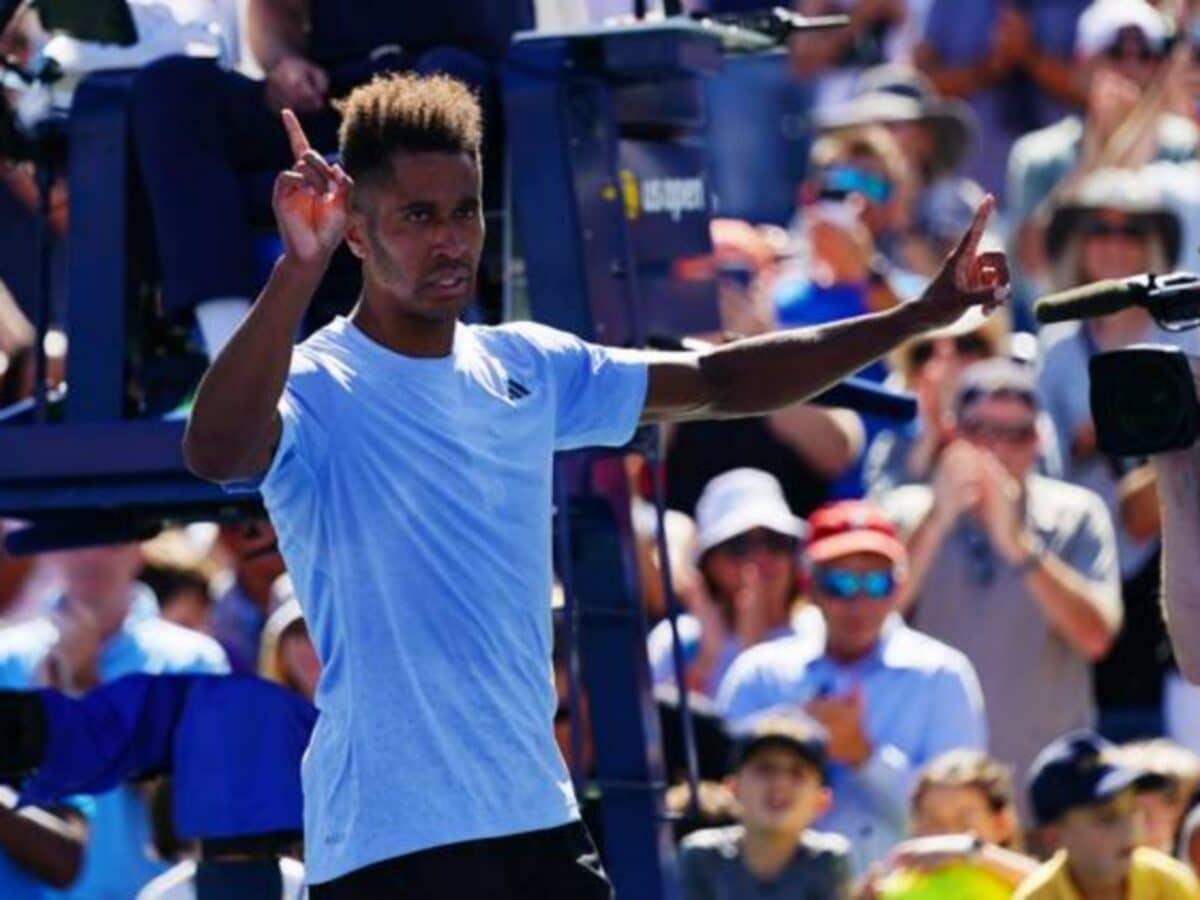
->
[814, 568, 895, 601]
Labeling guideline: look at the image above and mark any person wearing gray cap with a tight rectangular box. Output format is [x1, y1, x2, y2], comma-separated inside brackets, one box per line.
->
[882, 357, 1121, 824]
[646, 469, 811, 699]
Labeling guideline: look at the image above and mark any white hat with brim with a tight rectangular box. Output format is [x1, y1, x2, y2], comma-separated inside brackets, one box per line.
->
[1076, 0, 1167, 57]
[694, 468, 807, 560]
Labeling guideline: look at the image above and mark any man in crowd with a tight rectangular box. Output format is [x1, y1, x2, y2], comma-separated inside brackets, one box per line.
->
[181, 65, 1006, 894]
[718, 500, 986, 874]
[0, 544, 229, 898]
[210, 518, 286, 674]
[884, 359, 1121, 821]
[678, 716, 852, 900]
[1016, 731, 1199, 899]
[647, 469, 810, 698]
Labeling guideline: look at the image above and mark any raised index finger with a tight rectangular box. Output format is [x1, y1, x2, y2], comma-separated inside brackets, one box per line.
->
[281, 109, 311, 161]
[950, 193, 995, 268]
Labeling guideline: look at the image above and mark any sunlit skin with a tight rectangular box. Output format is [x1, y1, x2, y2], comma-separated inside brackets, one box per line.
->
[959, 396, 1040, 481]
[811, 551, 898, 663]
[1048, 790, 1143, 892]
[912, 784, 1015, 846]
[343, 152, 485, 357]
[702, 528, 798, 628]
[731, 745, 831, 836]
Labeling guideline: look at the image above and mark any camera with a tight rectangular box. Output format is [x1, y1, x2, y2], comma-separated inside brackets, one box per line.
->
[1089, 345, 1200, 455]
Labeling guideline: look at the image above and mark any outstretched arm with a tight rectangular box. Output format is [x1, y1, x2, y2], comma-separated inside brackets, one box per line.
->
[184, 111, 351, 482]
[640, 197, 1009, 424]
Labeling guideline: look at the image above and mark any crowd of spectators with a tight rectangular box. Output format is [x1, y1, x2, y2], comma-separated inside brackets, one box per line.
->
[5, 0, 1200, 898]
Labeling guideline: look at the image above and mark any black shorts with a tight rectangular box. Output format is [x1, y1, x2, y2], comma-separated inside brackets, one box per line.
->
[309, 821, 614, 899]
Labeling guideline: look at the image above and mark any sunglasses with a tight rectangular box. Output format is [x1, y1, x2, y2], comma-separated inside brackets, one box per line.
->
[960, 418, 1038, 444]
[716, 530, 798, 558]
[818, 165, 894, 205]
[1081, 219, 1152, 241]
[813, 567, 896, 601]
[908, 333, 993, 369]
[1103, 43, 1160, 64]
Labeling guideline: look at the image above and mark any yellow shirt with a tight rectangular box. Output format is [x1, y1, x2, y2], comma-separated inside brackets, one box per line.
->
[1015, 849, 1200, 900]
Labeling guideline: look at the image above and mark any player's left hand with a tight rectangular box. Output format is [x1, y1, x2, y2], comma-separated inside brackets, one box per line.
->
[911, 195, 1010, 330]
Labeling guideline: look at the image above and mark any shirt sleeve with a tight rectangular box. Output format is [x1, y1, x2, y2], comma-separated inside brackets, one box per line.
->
[1054, 488, 1123, 630]
[516, 323, 649, 451]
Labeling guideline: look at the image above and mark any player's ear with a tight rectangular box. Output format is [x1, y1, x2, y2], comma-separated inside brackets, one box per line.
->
[345, 203, 367, 261]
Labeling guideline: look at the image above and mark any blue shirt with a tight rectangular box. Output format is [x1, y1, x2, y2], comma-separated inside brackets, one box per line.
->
[0, 585, 229, 900]
[258, 317, 648, 883]
[716, 618, 987, 875]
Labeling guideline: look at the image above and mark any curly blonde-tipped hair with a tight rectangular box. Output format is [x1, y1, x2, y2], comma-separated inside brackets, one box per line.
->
[336, 73, 483, 203]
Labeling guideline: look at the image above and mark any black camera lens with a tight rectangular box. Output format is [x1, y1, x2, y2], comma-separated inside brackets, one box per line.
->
[1090, 347, 1200, 456]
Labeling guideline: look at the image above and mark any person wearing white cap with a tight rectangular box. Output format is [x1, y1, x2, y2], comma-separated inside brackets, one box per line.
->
[1007, 0, 1196, 301]
[646, 469, 815, 699]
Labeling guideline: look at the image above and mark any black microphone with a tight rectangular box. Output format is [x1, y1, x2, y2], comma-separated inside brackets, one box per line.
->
[1034, 272, 1200, 326]
[1033, 275, 1152, 325]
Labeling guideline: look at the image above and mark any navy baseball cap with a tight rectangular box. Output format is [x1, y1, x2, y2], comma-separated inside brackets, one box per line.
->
[1028, 730, 1157, 826]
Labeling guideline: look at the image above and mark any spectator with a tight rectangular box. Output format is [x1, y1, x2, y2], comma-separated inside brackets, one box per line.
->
[865, 307, 1020, 496]
[790, 0, 910, 110]
[666, 220, 864, 519]
[258, 579, 320, 702]
[883, 359, 1121, 822]
[1112, 739, 1200, 858]
[718, 499, 987, 874]
[210, 518, 285, 674]
[864, 749, 1038, 897]
[1007, 0, 1195, 298]
[678, 715, 853, 900]
[0, 785, 89, 900]
[648, 469, 810, 698]
[0, 543, 229, 899]
[1016, 731, 1200, 899]
[139, 529, 220, 637]
[775, 126, 921, 347]
[916, 0, 1090, 199]
[130, 0, 528, 360]
[1037, 168, 1191, 730]
[813, 64, 990, 276]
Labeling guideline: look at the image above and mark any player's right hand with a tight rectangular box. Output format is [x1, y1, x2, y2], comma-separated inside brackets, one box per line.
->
[273, 109, 352, 267]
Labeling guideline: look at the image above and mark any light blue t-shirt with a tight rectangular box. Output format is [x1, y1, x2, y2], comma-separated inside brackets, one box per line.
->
[0, 585, 229, 900]
[258, 317, 648, 883]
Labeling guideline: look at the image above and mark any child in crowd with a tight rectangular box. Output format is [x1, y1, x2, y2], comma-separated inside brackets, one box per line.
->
[1113, 740, 1200, 858]
[1015, 732, 1200, 900]
[862, 749, 1038, 898]
[678, 716, 852, 899]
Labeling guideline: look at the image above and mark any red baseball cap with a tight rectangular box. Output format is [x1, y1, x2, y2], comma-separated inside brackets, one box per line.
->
[805, 500, 907, 567]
